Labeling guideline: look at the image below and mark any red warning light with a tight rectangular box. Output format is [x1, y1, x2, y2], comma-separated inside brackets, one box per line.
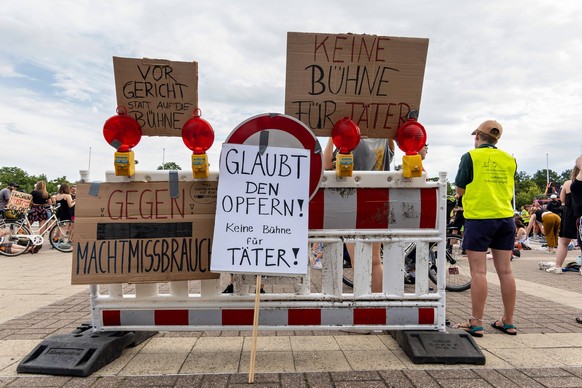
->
[396, 118, 426, 155]
[103, 106, 142, 152]
[182, 108, 215, 154]
[332, 117, 361, 154]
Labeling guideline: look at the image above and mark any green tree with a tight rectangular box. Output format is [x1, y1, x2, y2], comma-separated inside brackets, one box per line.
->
[48, 176, 71, 194]
[515, 180, 539, 209]
[0, 167, 73, 194]
[514, 170, 531, 184]
[560, 169, 573, 182]
[531, 169, 560, 194]
[0, 167, 32, 192]
[157, 162, 182, 170]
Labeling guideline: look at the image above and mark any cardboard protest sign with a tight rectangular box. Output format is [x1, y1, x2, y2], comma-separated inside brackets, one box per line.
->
[285, 32, 429, 138]
[6, 191, 32, 214]
[72, 180, 220, 285]
[211, 143, 310, 275]
[113, 57, 198, 137]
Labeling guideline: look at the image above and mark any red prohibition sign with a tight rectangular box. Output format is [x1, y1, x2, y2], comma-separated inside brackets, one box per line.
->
[225, 113, 323, 199]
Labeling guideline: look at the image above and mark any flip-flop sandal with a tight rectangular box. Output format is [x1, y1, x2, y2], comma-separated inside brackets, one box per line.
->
[454, 322, 484, 338]
[491, 320, 517, 335]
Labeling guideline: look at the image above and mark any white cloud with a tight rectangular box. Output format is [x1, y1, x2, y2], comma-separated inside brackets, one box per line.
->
[1, 0, 582, 185]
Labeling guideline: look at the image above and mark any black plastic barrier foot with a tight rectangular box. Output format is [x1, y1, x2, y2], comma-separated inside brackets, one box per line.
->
[390, 329, 486, 365]
[17, 323, 157, 377]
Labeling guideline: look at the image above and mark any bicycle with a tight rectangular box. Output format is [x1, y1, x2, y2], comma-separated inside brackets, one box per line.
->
[428, 233, 471, 292]
[342, 233, 471, 292]
[0, 204, 74, 256]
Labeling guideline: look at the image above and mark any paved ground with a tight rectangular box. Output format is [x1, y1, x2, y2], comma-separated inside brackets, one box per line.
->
[2, 240, 582, 387]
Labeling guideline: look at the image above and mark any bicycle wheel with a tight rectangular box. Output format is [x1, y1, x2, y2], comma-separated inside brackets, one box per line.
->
[342, 256, 354, 288]
[429, 234, 471, 292]
[49, 220, 74, 253]
[0, 222, 32, 256]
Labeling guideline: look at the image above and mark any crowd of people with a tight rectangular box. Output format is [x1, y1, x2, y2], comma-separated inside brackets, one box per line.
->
[503, 172, 582, 273]
[529, 165, 582, 273]
[0, 181, 76, 254]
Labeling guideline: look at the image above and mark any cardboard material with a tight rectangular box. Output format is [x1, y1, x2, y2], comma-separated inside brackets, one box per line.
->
[113, 57, 198, 137]
[211, 144, 310, 276]
[72, 181, 220, 285]
[7, 191, 32, 213]
[284, 32, 429, 138]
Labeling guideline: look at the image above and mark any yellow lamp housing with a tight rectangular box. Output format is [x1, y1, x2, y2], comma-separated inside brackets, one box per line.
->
[192, 153, 209, 179]
[402, 154, 423, 178]
[114, 150, 136, 177]
[335, 152, 354, 177]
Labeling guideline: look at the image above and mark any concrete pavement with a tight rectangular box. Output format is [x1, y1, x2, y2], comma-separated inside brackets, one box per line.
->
[2, 241, 582, 386]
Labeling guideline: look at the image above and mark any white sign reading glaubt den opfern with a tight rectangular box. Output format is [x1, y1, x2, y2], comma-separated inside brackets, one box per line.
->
[211, 143, 310, 275]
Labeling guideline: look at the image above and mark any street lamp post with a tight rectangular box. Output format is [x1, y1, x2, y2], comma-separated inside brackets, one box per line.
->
[546, 153, 549, 188]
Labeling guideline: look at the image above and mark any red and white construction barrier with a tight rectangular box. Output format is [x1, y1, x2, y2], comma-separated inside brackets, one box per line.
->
[89, 170, 448, 333]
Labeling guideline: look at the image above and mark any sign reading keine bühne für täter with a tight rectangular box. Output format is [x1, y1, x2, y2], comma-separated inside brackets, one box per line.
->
[211, 143, 310, 275]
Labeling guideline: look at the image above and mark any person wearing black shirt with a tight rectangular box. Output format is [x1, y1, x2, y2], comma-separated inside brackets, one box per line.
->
[546, 194, 563, 217]
[569, 157, 582, 324]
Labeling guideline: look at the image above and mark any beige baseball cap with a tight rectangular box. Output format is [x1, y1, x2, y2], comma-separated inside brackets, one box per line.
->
[471, 120, 503, 140]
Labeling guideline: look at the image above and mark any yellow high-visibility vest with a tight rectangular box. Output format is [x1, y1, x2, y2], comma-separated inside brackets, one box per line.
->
[463, 148, 516, 219]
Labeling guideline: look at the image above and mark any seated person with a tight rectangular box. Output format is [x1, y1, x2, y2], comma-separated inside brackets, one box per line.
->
[514, 218, 530, 249]
[0, 227, 35, 254]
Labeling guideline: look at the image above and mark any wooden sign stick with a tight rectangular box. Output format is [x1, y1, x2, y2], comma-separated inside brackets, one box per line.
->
[248, 275, 262, 384]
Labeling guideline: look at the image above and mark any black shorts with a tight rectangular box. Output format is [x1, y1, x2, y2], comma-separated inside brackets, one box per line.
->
[462, 218, 516, 252]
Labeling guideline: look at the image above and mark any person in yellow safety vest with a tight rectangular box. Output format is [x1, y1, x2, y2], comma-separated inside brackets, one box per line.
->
[453, 120, 518, 337]
[520, 206, 530, 225]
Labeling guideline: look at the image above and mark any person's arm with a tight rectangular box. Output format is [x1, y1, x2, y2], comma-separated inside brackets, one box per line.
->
[525, 213, 537, 236]
[66, 194, 75, 208]
[1, 189, 9, 203]
[454, 153, 472, 196]
[560, 180, 570, 203]
[544, 182, 552, 196]
[323, 138, 335, 170]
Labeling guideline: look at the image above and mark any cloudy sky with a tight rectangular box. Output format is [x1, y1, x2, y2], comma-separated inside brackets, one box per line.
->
[1, 0, 582, 185]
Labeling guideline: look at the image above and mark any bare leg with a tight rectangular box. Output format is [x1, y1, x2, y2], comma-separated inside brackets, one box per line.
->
[555, 237, 572, 268]
[346, 243, 355, 268]
[467, 250, 488, 328]
[371, 242, 383, 293]
[38, 220, 47, 235]
[491, 248, 516, 332]
[346, 242, 383, 293]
